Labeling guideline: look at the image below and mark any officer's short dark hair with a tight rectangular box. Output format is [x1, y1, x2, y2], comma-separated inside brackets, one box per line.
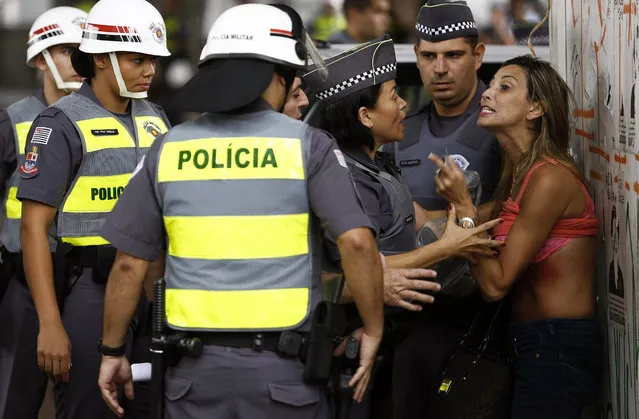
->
[343, 0, 374, 16]
[415, 35, 479, 51]
[319, 83, 382, 152]
[464, 35, 478, 50]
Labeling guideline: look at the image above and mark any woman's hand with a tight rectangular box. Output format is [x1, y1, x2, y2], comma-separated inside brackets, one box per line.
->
[439, 205, 505, 258]
[428, 152, 474, 207]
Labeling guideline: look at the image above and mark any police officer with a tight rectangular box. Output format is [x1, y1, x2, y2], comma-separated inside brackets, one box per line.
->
[282, 75, 310, 120]
[303, 34, 503, 419]
[0, 7, 87, 418]
[96, 3, 385, 419]
[382, 1, 504, 417]
[17, 0, 171, 417]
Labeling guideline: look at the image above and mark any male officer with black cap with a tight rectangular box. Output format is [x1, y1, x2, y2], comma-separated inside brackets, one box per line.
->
[384, 1, 503, 418]
[96, 3, 385, 419]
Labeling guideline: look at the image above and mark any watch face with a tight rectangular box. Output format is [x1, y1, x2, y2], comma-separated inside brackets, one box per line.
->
[459, 219, 475, 229]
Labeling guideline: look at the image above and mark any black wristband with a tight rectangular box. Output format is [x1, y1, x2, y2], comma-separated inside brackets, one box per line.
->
[97, 339, 126, 356]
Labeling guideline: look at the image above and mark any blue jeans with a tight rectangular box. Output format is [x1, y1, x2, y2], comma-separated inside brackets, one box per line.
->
[510, 318, 602, 419]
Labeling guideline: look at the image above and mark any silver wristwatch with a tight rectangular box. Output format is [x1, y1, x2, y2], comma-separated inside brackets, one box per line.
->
[457, 216, 476, 229]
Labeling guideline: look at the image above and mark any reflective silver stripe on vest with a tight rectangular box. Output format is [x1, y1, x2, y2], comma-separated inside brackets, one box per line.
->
[54, 93, 163, 245]
[344, 154, 417, 255]
[0, 96, 56, 252]
[156, 111, 316, 332]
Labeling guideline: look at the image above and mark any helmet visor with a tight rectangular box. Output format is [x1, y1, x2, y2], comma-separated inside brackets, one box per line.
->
[302, 32, 328, 82]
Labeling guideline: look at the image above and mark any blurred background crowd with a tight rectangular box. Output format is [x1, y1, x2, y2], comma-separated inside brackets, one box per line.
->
[0, 0, 549, 122]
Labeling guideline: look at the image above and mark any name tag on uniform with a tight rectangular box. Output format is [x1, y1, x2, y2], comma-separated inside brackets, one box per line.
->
[91, 129, 119, 136]
[399, 159, 420, 167]
[404, 214, 415, 225]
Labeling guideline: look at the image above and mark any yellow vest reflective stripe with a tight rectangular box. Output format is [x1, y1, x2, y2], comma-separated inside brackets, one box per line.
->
[54, 93, 167, 247]
[6, 121, 33, 220]
[156, 112, 315, 332]
[1, 97, 46, 252]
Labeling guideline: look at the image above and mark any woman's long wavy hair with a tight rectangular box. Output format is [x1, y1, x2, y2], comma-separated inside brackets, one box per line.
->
[491, 55, 583, 218]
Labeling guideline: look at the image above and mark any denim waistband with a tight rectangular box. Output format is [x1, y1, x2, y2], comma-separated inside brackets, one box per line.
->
[510, 317, 598, 335]
[509, 317, 600, 354]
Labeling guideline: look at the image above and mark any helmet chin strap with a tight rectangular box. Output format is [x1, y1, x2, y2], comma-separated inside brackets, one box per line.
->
[109, 52, 148, 99]
[42, 49, 82, 92]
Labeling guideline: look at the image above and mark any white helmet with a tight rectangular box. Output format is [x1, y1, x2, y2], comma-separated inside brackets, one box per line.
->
[200, 3, 326, 75]
[175, 3, 326, 113]
[27, 6, 88, 91]
[79, 0, 171, 99]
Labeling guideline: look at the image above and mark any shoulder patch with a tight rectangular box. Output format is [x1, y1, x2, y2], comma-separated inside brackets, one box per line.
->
[30, 126, 53, 145]
[449, 154, 470, 170]
[19, 144, 40, 178]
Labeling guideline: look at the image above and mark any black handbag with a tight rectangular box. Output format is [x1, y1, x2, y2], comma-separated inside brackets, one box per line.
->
[427, 300, 514, 419]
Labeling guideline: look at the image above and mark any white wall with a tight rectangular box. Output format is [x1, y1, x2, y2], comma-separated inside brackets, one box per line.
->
[551, 0, 639, 417]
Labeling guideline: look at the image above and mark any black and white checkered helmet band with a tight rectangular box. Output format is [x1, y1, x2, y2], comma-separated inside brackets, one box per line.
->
[415, 21, 477, 37]
[315, 63, 397, 101]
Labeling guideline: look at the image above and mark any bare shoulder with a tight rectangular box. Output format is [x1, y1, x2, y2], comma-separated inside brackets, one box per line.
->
[521, 162, 583, 216]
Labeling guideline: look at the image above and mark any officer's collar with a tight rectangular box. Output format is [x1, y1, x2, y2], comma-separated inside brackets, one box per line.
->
[35, 90, 47, 107]
[341, 145, 381, 173]
[428, 78, 486, 118]
[221, 98, 275, 115]
[79, 81, 132, 117]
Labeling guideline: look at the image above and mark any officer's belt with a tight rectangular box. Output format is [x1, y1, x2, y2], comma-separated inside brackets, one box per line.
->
[66, 245, 116, 268]
[185, 331, 309, 359]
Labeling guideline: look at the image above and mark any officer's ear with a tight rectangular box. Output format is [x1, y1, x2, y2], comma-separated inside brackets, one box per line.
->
[357, 106, 374, 129]
[35, 54, 48, 72]
[93, 53, 110, 72]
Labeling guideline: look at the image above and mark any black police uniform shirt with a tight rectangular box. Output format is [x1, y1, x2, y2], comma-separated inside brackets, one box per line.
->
[16, 82, 170, 209]
[99, 99, 375, 262]
[324, 146, 396, 265]
[383, 80, 503, 205]
[0, 91, 47, 200]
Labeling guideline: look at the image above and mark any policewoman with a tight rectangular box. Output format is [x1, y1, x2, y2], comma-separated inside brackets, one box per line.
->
[0, 7, 87, 418]
[303, 34, 502, 418]
[17, 0, 171, 417]
[96, 4, 384, 419]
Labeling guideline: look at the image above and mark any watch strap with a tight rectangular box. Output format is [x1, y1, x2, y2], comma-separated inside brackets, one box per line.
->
[97, 339, 126, 356]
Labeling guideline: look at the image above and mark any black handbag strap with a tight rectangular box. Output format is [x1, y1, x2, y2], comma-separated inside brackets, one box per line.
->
[440, 299, 509, 381]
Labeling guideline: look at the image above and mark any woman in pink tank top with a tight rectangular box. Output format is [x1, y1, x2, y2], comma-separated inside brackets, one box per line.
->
[429, 55, 602, 419]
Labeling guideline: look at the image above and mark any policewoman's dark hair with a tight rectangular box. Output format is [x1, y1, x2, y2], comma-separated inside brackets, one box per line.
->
[270, 4, 309, 102]
[319, 84, 383, 152]
[71, 47, 95, 78]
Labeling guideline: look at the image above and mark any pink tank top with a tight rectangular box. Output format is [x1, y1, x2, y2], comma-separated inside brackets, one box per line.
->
[492, 159, 598, 264]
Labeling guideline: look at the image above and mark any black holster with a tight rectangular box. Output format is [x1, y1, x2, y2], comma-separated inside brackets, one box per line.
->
[332, 337, 359, 419]
[91, 246, 117, 283]
[150, 279, 202, 419]
[52, 243, 75, 313]
[0, 246, 16, 303]
[302, 301, 346, 384]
